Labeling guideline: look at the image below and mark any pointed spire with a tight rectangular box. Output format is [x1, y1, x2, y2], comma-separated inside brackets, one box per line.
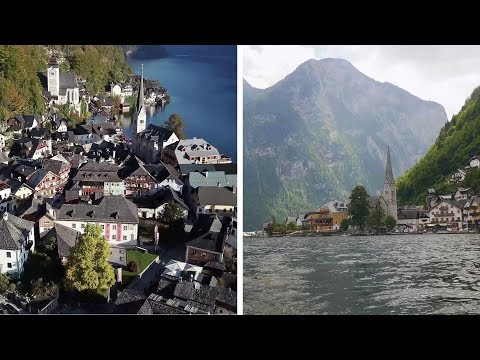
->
[136, 64, 144, 111]
[385, 145, 394, 184]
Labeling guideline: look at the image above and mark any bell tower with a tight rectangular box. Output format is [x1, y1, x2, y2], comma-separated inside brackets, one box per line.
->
[382, 145, 397, 220]
[135, 64, 147, 133]
[47, 54, 60, 97]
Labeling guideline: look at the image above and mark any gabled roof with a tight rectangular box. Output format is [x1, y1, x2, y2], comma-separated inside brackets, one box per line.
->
[135, 124, 174, 143]
[196, 186, 236, 206]
[57, 196, 139, 223]
[43, 223, 79, 259]
[120, 156, 182, 184]
[27, 169, 55, 188]
[188, 171, 236, 188]
[35, 158, 70, 176]
[132, 186, 189, 211]
[0, 213, 34, 250]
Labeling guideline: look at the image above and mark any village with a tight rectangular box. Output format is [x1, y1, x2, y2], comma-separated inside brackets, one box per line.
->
[251, 147, 480, 237]
[0, 54, 237, 315]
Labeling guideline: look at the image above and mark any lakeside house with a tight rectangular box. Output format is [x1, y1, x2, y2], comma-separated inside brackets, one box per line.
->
[162, 138, 232, 168]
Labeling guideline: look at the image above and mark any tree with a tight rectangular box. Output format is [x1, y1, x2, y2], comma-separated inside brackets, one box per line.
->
[385, 215, 397, 231]
[31, 278, 57, 298]
[286, 221, 297, 231]
[65, 224, 115, 293]
[0, 273, 15, 294]
[348, 185, 370, 229]
[164, 113, 185, 139]
[367, 203, 386, 229]
[340, 219, 350, 232]
[158, 201, 185, 229]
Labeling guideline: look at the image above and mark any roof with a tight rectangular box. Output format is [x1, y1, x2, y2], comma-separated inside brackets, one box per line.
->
[0, 212, 34, 251]
[188, 171, 236, 188]
[430, 199, 465, 211]
[0, 152, 8, 164]
[225, 233, 237, 249]
[36, 158, 70, 176]
[196, 186, 236, 206]
[73, 161, 122, 182]
[43, 223, 79, 259]
[59, 72, 78, 90]
[29, 128, 49, 140]
[120, 157, 182, 184]
[178, 163, 238, 176]
[134, 124, 174, 144]
[57, 196, 139, 223]
[320, 199, 348, 212]
[171, 139, 221, 165]
[385, 146, 394, 184]
[15, 197, 43, 219]
[27, 169, 55, 188]
[397, 209, 429, 220]
[114, 289, 151, 314]
[132, 186, 189, 211]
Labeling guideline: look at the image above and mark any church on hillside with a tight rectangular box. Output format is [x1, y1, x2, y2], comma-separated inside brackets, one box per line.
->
[38, 55, 80, 112]
[368, 146, 398, 221]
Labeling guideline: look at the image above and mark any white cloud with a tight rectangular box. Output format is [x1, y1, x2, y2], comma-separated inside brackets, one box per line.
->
[243, 45, 480, 118]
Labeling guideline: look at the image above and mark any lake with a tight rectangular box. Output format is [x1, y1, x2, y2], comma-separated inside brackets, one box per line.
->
[244, 234, 480, 314]
[120, 45, 237, 160]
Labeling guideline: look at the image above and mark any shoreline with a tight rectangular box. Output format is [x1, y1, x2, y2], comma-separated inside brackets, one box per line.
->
[244, 231, 480, 239]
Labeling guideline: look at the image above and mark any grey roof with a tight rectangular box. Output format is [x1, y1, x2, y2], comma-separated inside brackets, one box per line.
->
[15, 197, 43, 218]
[188, 171, 236, 189]
[121, 157, 182, 184]
[43, 223, 79, 259]
[385, 146, 394, 184]
[135, 124, 174, 143]
[57, 196, 139, 223]
[0, 152, 9, 163]
[173, 281, 216, 307]
[27, 169, 52, 188]
[114, 289, 150, 314]
[29, 128, 49, 139]
[214, 287, 237, 309]
[196, 186, 237, 206]
[73, 161, 122, 182]
[187, 215, 224, 253]
[225, 233, 237, 249]
[0, 213, 34, 251]
[397, 209, 429, 220]
[14, 164, 36, 178]
[0, 176, 30, 194]
[36, 158, 69, 176]
[171, 139, 221, 165]
[132, 186, 189, 211]
[59, 72, 78, 90]
[148, 299, 187, 314]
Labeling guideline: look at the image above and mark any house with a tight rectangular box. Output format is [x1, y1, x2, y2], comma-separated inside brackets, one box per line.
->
[0, 152, 8, 165]
[428, 200, 464, 229]
[55, 196, 139, 246]
[72, 124, 97, 145]
[86, 141, 130, 164]
[186, 171, 237, 189]
[120, 156, 183, 197]
[131, 124, 179, 164]
[450, 169, 466, 183]
[38, 211, 56, 238]
[99, 97, 115, 110]
[10, 138, 51, 160]
[462, 196, 480, 229]
[454, 187, 473, 202]
[469, 155, 480, 169]
[0, 134, 5, 151]
[318, 200, 349, 230]
[8, 114, 40, 132]
[110, 83, 122, 97]
[397, 208, 430, 231]
[121, 84, 133, 98]
[26, 169, 61, 199]
[178, 163, 237, 177]
[0, 212, 35, 279]
[132, 186, 189, 219]
[192, 186, 237, 216]
[35, 158, 71, 188]
[42, 223, 79, 264]
[304, 209, 334, 232]
[72, 161, 124, 197]
[162, 138, 232, 167]
[0, 181, 14, 213]
[38, 55, 80, 112]
[222, 218, 237, 273]
[185, 214, 226, 266]
[0, 176, 34, 205]
[53, 117, 68, 133]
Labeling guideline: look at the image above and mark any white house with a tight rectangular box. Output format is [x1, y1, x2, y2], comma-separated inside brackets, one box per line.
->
[132, 124, 179, 164]
[454, 187, 472, 202]
[469, 155, 480, 169]
[55, 197, 139, 246]
[162, 138, 232, 167]
[0, 181, 14, 213]
[132, 186, 189, 219]
[193, 186, 237, 216]
[111, 83, 122, 97]
[0, 212, 35, 279]
[428, 200, 464, 229]
[397, 208, 430, 231]
[451, 169, 466, 183]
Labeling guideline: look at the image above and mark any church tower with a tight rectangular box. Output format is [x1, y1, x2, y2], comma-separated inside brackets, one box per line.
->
[47, 55, 60, 97]
[135, 64, 147, 133]
[382, 145, 397, 220]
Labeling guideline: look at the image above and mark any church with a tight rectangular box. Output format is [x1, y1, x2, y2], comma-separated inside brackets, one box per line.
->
[38, 55, 80, 112]
[133, 64, 147, 133]
[368, 146, 398, 221]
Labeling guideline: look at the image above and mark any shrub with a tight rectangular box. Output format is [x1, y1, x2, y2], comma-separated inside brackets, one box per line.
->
[127, 261, 138, 273]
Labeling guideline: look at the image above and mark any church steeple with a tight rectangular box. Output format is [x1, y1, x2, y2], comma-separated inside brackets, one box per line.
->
[385, 145, 394, 184]
[135, 64, 146, 133]
[137, 64, 144, 111]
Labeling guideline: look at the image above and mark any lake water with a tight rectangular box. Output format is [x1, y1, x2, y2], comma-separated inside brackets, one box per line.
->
[120, 45, 237, 160]
[244, 234, 480, 314]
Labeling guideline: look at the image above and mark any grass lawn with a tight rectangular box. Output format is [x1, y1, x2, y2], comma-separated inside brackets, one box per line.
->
[122, 250, 157, 286]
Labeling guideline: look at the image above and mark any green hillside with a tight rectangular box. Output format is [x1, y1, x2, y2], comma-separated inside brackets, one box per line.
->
[397, 86, 480, 205]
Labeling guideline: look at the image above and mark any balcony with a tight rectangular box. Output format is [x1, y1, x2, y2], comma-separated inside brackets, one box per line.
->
[433, 212, 454, 217]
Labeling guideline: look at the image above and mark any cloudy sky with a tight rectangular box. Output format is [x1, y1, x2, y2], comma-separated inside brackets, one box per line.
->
[243, 45, 480, 119]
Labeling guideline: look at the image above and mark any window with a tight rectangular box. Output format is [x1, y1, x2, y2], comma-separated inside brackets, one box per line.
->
[7, 263, 12, 269]
[72, 223, 76, 229]
[81, 223, 85, 229]
[101, 224, 105, 230]
[112, 235, 116, 240]
[6, 251, 11, 258]
[123, 235, 127, 241]
[192, 249, 196, 255]
[123, 225, 127, 231]
[201, 252, 207, 257]
[112, 225, 117, 230]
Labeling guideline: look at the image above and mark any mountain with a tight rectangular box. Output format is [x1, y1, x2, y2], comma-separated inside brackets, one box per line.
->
[244, 58, 448, 230]
[397, 86, 480, 205]
[118, 45, 168, 59]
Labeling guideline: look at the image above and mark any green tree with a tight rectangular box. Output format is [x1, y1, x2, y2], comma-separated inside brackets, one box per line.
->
[157, 201, 185, 229]
[164, 113, 185, 139]
[0, 273, 15, 294]
[340, 218, 350, 232]
[31, 278, 58, 298]
[286, 221, 297, 231]
[367, 203, 386, 229]
[65, 224, 115, 293]
[385, 215, 397, 231]
[347, 185, 370, 229]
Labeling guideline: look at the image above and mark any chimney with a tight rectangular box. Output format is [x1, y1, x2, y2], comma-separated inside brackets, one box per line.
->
[205, 171, 208, 177]
[232, 186, 237, 193]
[116, 267, 122, 283]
